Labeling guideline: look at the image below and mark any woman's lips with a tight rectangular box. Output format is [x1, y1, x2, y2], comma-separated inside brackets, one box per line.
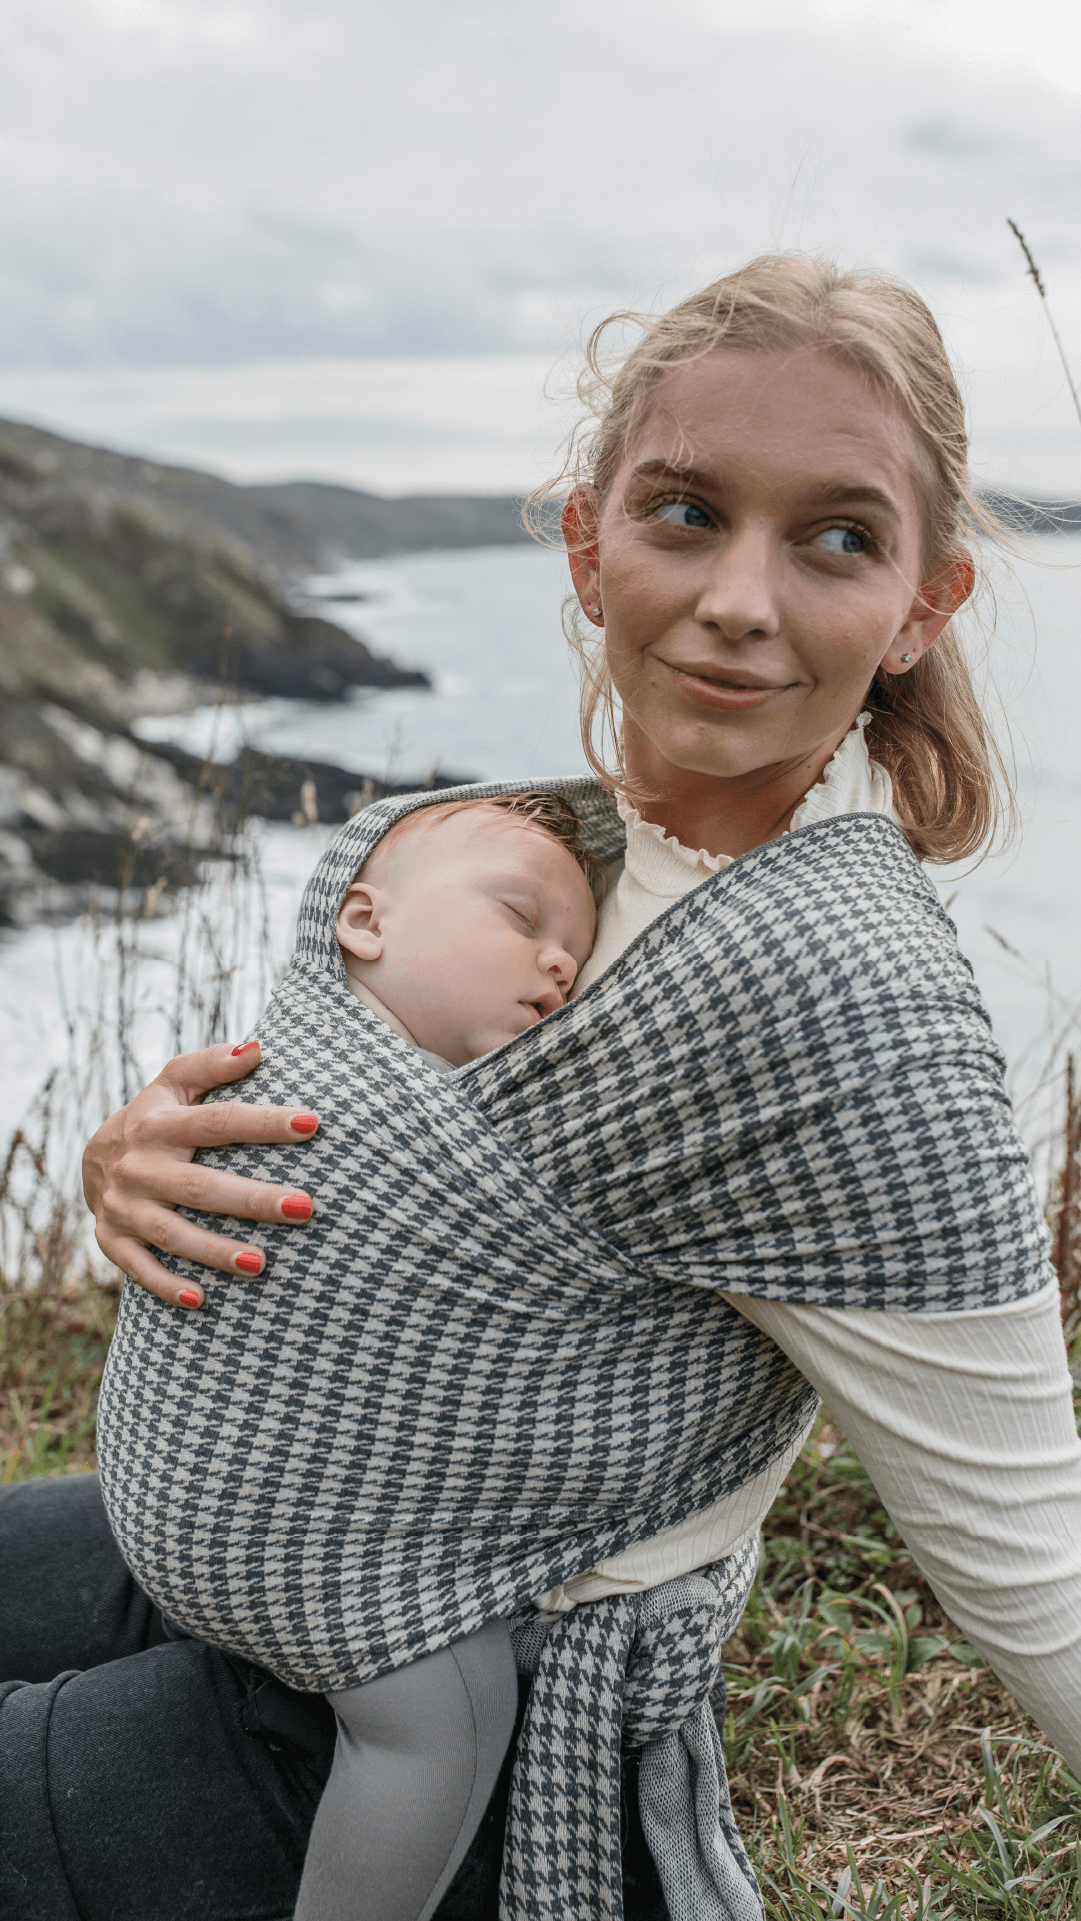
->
[666, 663, 788, 711]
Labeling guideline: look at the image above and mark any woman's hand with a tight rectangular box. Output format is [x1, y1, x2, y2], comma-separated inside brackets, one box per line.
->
[82, 1041, 320, 1310]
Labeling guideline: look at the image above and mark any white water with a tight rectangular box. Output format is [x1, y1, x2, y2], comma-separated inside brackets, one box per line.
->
[2, 538, 1079, 1189]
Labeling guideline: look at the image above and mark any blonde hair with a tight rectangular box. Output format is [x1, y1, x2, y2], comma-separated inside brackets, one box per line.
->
[529, 253, 1016, 865]
[362, 790, 599, 895]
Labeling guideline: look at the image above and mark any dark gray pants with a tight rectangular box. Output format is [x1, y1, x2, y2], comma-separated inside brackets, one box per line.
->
[0, 1473, 667, 1920]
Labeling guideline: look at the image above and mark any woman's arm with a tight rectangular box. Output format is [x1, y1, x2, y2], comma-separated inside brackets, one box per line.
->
[83, 1042, 320, 1311]
[729, 1284, 1081, 1775]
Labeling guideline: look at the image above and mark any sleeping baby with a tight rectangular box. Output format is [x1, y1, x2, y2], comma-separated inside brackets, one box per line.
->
[97, 776, 810, 1921]
[335, 789, 596, 1072]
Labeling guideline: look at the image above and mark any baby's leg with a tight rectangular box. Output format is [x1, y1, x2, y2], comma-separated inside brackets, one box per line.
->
[294, 1617, 517, 1921]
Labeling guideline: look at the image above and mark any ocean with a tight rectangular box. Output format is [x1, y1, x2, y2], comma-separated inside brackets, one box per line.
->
[2, 537, 1078, 1190]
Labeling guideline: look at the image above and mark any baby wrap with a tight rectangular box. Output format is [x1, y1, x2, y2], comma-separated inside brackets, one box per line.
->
[97, 775, 1050, 1918]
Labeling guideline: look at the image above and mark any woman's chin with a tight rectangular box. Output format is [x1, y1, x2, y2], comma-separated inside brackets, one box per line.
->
[642, 731, 790, 787]
[638, 699, 851, 788]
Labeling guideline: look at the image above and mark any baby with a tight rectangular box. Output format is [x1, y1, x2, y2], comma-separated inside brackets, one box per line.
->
[295, 790, 597, 1921]
[335, 789, 596, 1069]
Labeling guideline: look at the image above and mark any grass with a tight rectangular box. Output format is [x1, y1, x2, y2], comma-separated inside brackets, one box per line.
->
[3, 1038, 1080, 1916]
[0, 1123, 120, 1484]
[722, 1413, 1081, 1916]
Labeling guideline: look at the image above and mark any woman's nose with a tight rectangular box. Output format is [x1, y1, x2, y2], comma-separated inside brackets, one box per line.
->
[694, 525, 780, 640]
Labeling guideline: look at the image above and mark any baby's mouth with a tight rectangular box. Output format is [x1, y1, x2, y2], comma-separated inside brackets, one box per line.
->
[522, 996, 561, 1025]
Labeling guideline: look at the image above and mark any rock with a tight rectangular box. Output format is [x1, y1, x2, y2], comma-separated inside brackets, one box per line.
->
[0, 709, 474, 928]
[150, 741, 471, 830]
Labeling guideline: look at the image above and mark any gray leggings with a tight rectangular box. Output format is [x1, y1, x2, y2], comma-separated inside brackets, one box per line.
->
[295, 1619, 518, 1921]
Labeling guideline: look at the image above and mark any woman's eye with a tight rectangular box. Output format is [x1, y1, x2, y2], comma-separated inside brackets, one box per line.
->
[654, 500, 712, 531]
[813, 525, 866, 555]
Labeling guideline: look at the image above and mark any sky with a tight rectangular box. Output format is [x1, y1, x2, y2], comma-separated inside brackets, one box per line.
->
[1, 0, 1080, 494]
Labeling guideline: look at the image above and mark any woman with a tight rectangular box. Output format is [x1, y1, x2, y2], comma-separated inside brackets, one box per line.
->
[4, 254, 1080, 1920]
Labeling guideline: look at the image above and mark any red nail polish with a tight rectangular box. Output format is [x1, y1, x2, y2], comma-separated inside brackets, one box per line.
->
[289, 1114, 319, 1136]
[234, 1250, 263, 1274]
[231, 1040, 259, 1056]
[280, 1195, 312, 1221]
[178, 1288, 202, 1308]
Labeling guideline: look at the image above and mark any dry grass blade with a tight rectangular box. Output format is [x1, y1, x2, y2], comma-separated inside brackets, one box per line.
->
[1055, 1055, 1081, 1339]
[1, 1121, 119, 1482]
[1009, 218, 1081, 434]
[2, 725, 276, 1480]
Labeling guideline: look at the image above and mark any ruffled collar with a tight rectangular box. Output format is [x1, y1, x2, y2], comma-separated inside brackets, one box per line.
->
[614, 796, 733, 883]
[788, 712, 895, 831]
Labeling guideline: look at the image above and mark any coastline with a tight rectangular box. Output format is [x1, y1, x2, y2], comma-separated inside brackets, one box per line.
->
[0, 415, 526, 927]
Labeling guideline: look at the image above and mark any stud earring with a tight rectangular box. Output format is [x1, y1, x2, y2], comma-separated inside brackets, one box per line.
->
[901, 652, 913, 663]
[591, 606, 602, 619]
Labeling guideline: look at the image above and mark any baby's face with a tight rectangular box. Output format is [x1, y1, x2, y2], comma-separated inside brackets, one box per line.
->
[336, 808, 596, 1066]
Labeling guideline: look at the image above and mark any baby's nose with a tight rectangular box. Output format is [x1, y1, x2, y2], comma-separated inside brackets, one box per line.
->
[540, 944, 577, 994]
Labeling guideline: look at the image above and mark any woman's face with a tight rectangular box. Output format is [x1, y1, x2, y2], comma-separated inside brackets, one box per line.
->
[567, 347, 971, 804]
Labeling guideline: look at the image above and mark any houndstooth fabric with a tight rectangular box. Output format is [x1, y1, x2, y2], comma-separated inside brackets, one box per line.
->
[504, 1535, 763, 1920]
[96, 774, 1049, 1901]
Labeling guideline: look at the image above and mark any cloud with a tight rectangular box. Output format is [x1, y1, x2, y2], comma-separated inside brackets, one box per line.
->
[0, 190, 650, 366]
[903, 248, 1000, 284]
[900, 117, 1016, 161]
[1, 0, 1080, 497]
[0, 353, 571, 494]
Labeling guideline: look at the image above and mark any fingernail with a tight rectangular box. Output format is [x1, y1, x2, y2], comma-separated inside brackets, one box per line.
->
[177, 1288, 202, 1308]
[234, 1250, 264, 1275]
[289, 1114, 319, 1136]
[280, 1195, 312, 1221]
[231, 1040, 260, 1057]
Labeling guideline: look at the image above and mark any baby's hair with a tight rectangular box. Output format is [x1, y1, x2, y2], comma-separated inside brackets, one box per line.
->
[527, 252, 1016, 865]
[360, 790, 599, 897]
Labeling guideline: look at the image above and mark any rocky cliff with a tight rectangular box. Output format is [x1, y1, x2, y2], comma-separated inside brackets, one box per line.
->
[0, 417, 513, 926]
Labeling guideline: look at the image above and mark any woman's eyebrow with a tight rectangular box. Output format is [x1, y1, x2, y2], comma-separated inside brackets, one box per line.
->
[799, 479, 902, 529]
[628, 458, 711, 490]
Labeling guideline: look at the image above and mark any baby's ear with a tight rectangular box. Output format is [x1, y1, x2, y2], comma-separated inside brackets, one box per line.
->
[336, 882, 388, 962]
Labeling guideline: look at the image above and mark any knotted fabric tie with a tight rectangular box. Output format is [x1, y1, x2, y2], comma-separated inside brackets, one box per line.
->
[502, 1534, 764, 1921]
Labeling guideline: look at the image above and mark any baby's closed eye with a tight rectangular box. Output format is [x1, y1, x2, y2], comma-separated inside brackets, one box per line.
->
[502, 898, 538, 931]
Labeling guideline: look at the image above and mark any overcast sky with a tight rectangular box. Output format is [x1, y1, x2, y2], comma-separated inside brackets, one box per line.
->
[1, 0, 1080, 492]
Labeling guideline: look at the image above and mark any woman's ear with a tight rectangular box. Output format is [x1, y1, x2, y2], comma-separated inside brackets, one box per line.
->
[562, 485, 604, 627]
[335, 882, 389, 963]
[883, 548, 975, 675]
